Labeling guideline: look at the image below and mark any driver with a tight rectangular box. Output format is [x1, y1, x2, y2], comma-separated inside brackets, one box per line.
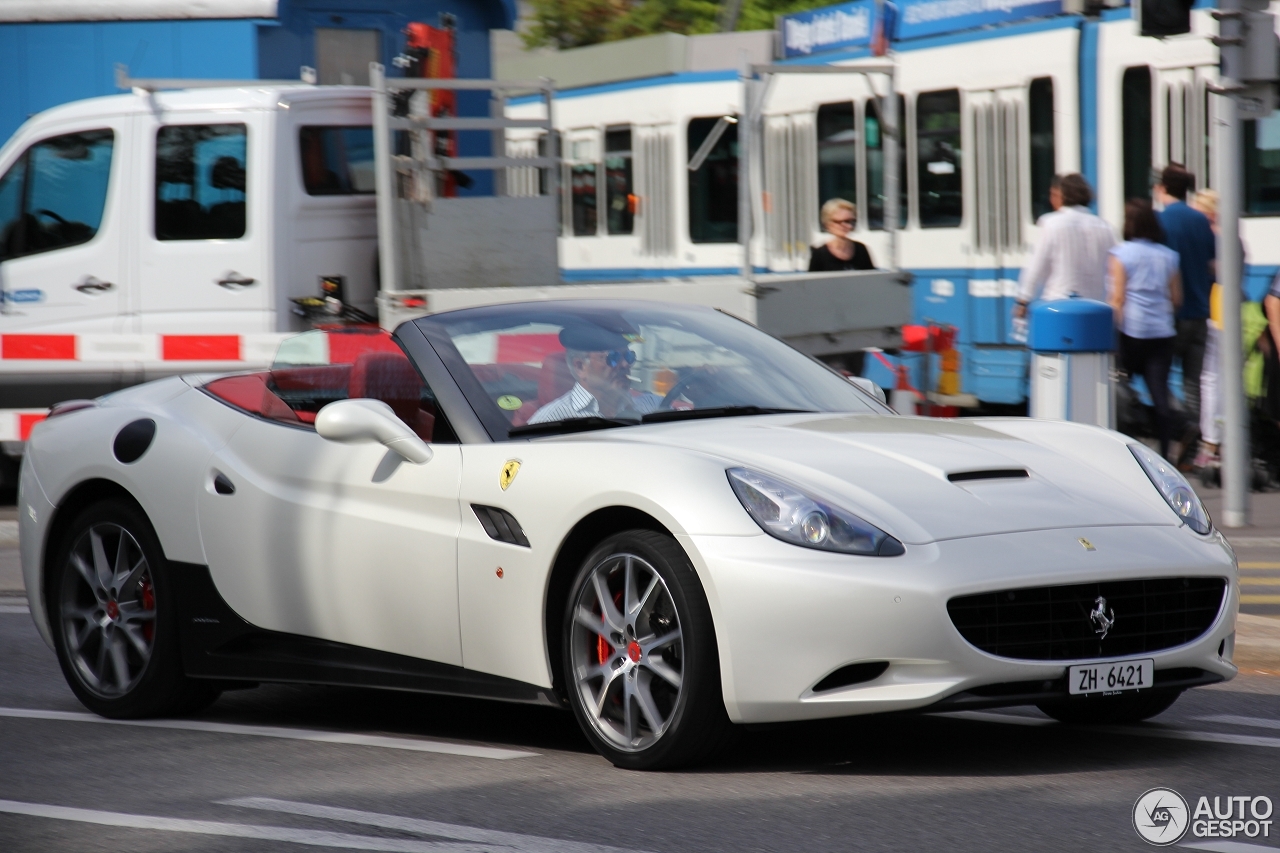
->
[528, 325, 661, 424]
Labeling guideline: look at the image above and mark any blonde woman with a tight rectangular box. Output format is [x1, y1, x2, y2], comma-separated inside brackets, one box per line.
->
[809, 198, 875, 271]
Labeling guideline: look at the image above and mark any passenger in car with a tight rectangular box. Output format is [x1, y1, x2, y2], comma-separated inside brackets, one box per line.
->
[527, 325, 661, 423]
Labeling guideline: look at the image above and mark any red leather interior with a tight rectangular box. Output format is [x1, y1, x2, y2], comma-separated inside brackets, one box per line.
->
[349, 352, 434, 441]
[204, 373, 299, 423]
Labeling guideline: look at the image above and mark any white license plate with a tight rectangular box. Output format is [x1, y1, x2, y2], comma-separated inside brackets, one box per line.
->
[1068, 658, 1154, 695]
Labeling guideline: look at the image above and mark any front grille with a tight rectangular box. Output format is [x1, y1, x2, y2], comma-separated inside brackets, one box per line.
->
[947, 577, 1226, 661]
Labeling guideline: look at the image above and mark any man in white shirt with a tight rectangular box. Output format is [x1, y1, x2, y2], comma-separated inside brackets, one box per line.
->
[528, 324, 661, 424]
[1013, 173, 1117, 318]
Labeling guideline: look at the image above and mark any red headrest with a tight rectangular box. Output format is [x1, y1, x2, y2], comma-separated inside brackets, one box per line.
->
[537, 353, 574, 404]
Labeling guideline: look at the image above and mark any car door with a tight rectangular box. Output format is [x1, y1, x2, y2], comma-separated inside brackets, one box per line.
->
[0, 121, 128, 332]
[196, 340, 464, 664]
[134, 113, 271, 334]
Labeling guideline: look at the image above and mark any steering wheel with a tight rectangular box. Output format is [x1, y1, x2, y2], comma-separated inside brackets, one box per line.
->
[659, 368, 715, 410]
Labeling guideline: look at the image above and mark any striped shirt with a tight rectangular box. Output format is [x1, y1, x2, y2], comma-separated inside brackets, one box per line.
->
[1017, 206, 1118, 304]
[527, 382, 662, 424]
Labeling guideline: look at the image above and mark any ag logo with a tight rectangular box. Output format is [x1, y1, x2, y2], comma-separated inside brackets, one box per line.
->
[1134, 787, 1190, 845]
[499, 459, 521, 491]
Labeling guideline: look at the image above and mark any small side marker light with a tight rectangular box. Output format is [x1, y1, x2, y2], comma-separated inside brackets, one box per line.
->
[496, 567, 504, 579]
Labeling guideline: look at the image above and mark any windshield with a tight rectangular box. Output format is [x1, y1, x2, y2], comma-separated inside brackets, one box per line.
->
[416, 301, 889, 439]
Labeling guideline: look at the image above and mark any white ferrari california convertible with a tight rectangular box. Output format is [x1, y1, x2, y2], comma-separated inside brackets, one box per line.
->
[20, 300, 1238, 769]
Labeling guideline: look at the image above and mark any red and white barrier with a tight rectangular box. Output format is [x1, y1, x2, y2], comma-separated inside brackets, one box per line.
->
[0, 333, 289, 366]
[0, 410, 49, 441]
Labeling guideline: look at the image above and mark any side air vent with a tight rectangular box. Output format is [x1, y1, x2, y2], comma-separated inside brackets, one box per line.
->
[812, 661, 889, 693]
[947, 468, 1029, 483]
[471, 505, 530, 547]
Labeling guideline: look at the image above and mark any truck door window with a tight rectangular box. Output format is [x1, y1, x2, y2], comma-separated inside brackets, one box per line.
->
[299, 126, 375, 195]
[0, 130, 114, 261]
[155, 124, 247, 240]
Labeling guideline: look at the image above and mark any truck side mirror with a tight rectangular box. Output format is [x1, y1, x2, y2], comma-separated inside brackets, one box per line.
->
[315, 399, 433, 464]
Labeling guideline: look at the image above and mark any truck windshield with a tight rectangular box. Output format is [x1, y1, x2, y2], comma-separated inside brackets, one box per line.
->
[416, 301, 889, 440]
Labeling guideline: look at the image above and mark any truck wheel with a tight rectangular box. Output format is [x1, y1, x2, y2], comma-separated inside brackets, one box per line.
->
[563, 530, 730, 770]
[49, 500, 219, 718]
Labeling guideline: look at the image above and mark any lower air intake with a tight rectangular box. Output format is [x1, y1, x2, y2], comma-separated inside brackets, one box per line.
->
[947, 577, 1226, 661]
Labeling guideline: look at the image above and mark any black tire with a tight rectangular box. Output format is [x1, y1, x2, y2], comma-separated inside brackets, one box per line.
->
[1036, 689, 1181, 725]
[48, 499, 220, 718]
[562, 529, 730, 770]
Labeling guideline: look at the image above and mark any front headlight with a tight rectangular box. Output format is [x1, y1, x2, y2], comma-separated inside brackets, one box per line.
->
[1129, 444, 1212, 534]
[727, 467, 905, 556]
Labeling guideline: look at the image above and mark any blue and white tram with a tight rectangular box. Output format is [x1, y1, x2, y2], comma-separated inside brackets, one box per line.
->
[506, 1, 1278, 406]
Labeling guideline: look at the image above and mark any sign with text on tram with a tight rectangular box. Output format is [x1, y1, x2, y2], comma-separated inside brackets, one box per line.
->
[781, 0, 1064, 58]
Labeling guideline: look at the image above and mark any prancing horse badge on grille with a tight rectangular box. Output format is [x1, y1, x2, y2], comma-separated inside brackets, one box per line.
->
[1090, 596, 1115, 639]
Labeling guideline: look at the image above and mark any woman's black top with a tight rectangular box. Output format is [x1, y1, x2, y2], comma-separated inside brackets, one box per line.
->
[809, 241, 875, 271]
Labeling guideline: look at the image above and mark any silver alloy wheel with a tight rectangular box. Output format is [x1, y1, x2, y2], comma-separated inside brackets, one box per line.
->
[60, 523, 156, 698]
[570, 552, 684, 752]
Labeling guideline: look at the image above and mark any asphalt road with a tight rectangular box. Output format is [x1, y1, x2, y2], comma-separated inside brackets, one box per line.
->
[3, 496, 1280, 852]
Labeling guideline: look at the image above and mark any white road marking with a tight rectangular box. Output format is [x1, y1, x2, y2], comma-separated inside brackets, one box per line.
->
[0, 707, 535, 760]
[223, 798, 653, 853]
[0, 799, 494, 851]
[0, 603, 29, 614]
[1196, 714, 1280, 731]
[938, 711, 1280, 748]
[1182, 841, 1280, 852]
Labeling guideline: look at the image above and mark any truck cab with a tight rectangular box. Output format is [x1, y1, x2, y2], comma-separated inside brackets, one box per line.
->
[0, 85, 377, 406]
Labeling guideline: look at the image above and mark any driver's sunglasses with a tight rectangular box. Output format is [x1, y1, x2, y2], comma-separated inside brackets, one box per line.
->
[831, 218, 855, 227]
[604, 349, 636, 368]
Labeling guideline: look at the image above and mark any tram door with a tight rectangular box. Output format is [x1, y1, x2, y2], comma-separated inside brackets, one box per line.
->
[763, 113, 819, 272]
[1155, 66, 1216, 192]
[967, 87, 1028, 344]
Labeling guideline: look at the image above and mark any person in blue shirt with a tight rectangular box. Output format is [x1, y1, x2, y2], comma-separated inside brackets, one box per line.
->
[1155, 163, 1216, 463]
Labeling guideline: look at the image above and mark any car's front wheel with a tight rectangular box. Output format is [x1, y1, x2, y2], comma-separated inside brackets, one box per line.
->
[1036, 689, 1181, 725]
[563, 530, 729, 769]
[49, 499, 219, 718]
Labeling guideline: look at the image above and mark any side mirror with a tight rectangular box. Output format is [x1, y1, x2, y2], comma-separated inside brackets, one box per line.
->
[315, 399, 433, 464]
[847, 375, 887, 404]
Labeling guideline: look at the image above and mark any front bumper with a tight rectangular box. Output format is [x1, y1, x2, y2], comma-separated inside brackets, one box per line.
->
[680, 524, 1238, 724]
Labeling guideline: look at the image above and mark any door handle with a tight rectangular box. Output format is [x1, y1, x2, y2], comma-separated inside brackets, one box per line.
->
[213, 473, 236, 495]
[217, 272, 257, 289]
[73, 276, 114, 294]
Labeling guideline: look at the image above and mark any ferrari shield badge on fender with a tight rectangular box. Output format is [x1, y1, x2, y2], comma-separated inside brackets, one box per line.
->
[500, 460, 521, 491]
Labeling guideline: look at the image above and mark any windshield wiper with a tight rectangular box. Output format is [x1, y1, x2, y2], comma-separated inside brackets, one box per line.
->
[508, 416, 639, 438]
[641, 406, 813, 424]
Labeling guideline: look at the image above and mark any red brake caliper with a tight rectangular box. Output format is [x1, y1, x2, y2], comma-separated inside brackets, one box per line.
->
[139, 577, 156, 643]
[596, 589, 624, 664]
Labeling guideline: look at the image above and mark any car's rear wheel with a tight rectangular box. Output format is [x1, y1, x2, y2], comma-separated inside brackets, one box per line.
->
[1036, 689, 1181, 725]
[563, 530, 729, 770]
[49, 500, 220, 718]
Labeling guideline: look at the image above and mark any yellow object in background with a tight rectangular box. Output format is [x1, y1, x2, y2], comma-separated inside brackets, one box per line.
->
[940, 349, 961, 372]
[1209, 282, 1222, 330]
[937, 371, 961, 396]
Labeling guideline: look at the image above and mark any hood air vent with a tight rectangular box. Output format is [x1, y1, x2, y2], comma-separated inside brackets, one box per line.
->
[947, 469, 1029, 483]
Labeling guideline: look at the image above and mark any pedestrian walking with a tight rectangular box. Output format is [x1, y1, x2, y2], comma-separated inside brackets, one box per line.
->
[809, 198, 875, 271]
[1014, 173, 1115, 318]
[1154, 164, 1216, 461]
[1110, 199, 1182, 461]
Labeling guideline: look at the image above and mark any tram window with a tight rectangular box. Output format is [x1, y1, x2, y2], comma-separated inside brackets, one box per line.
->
[1029, 78, 1056, 220]
[605, 127, 634, 235]
[688, 116, 738, 243]
[569, 136, 598, 237]
[817, 103, 856, 216]
[1122, 66, 1153, 203]
[866, 96, 906, 230]
[1244, 114, 1280, 214]
[917, 89, 962, 228]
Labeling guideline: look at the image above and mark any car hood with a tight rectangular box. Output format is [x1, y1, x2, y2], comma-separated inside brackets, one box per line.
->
[587, 414, 1176, 544]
